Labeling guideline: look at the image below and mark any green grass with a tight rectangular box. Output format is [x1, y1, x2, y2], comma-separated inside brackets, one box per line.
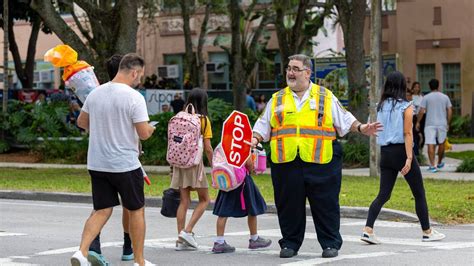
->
[445, 150, 474, 160]
[448, 137, 474, 144]
[0, 168, 473, 224]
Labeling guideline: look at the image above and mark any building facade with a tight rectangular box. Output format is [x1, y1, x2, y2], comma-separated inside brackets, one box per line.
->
[363, 0, 474, 116]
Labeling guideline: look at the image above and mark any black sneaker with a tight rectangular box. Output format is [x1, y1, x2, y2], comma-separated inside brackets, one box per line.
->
[322, 247, 338, 258]
[279, 247, 297, 258]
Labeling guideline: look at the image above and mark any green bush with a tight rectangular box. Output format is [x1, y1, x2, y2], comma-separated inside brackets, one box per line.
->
[456, 158, 474, 173]
[0, 100, 80, 147]
[36, 137, 89, 164]
[449, 115, 471, 138]
[140, 112, 175, 165]
[0, 139, 9, 153]
[342, 141, 369, 168]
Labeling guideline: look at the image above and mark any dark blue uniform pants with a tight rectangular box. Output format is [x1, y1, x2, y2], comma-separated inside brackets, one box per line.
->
[270, 141, 343, 252]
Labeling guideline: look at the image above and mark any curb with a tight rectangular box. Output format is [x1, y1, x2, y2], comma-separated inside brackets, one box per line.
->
[0, 190, 429, 224]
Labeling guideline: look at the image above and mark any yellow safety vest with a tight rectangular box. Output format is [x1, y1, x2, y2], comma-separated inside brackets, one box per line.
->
[270, 84, 336, 164]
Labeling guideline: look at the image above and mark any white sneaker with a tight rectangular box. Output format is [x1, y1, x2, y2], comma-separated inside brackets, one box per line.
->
[360, 231, 381, 244]
[175, 240, 197, 251]
[133, 259, 155, 266]
[422, 229, 446, 242]
[179, 230, 198, 248]
[70, 251, 91, 266]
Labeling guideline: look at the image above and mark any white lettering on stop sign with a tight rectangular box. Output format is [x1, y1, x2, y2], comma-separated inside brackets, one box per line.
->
[229, 114, 245, 164]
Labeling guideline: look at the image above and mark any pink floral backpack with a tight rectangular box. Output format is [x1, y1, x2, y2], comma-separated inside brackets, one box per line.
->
[166, 104, 203, 168]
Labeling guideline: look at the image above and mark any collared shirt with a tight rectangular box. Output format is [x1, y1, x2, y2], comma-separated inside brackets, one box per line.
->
[253, 82, 357, 142]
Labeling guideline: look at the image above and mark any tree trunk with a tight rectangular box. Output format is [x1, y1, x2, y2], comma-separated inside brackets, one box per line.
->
[230, 0, 246, 111]
[7, 12, 40, 89]
[369, 0, 382, 177]
[180, 0, 197, 87]
[30, 0, 94, 65]
[335, 0, 368, 143]
[273, 0, 291, 71]
[30, 0, 139, 83]
[273, 0, 330, 80]
[196, 1, 212, 89]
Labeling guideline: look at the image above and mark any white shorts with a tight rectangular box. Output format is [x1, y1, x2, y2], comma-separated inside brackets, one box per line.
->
[424, 126, 447, 145]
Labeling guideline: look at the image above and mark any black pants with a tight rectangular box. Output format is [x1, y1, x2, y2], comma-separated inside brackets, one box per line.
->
[270, 141, 343, 252]
[413, 115, 426, 155]
[366, 144, 430, 230]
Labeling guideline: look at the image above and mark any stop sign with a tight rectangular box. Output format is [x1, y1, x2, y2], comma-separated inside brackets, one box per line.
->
[221, 111, 253, 168]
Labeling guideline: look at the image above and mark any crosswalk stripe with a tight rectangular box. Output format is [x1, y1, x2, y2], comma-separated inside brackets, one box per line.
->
[0, 232, 27, 237]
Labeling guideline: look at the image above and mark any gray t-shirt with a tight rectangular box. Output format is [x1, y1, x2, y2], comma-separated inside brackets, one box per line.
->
[82, 82, 149, 172]
[420, 91, 452, 127]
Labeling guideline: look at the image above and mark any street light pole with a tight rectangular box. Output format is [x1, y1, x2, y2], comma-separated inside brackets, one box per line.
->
[370, 0, 382, 177]
[3, 0, 9, 113]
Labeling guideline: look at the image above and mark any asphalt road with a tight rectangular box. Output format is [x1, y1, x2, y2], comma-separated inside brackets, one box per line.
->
[1, 199, 473, 265]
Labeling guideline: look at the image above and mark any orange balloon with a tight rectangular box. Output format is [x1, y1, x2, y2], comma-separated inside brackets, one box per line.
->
[44, 45, 78, 67]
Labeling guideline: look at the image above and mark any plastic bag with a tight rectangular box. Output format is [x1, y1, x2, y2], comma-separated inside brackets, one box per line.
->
[44, 45, 99, 103]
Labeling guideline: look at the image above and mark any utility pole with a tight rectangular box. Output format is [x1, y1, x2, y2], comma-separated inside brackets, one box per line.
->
[3, 0, 9, 114]
[369, 0, 382, 177]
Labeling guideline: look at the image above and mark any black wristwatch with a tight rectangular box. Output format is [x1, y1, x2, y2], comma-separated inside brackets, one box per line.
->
[357, 123, 363, 133]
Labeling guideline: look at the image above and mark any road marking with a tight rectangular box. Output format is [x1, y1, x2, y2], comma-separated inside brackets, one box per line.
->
[0, 258, 38, 265]
[340, 220, 420, 228]
[0, 201, 91, 209]
[0, 232, 27, 237]
[281, 251, 398, 265]
[254, 229, 474, 248]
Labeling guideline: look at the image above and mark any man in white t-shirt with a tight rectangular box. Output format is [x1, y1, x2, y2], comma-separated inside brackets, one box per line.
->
[72, 54, 156, 266]
[416, 79, 452, 173]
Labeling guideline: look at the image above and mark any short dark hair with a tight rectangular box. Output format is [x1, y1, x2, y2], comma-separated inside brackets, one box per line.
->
[428, 79, 439, 91]
[105, 54, 123, 80]
[288, 54, 313, 71]
[119, 53, 145, 71]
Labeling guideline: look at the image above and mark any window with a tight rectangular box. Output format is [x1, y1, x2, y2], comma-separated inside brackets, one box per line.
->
[443, 63, 461, 115]
[382, 15, 389, 29]
[163, 54, 184, 89]
[161, 0, 195, 12]
[207, 52, 230, 90]
[416, 64, 435, 94]
[433, 7, 441, 25]
[257, 52, 284, 89]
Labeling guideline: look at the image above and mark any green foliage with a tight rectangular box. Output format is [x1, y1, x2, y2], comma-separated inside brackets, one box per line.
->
[0, 139, 10, 153]
[207, 98, 235, 147]
[36, 138, 89, 164]
[449, 115, 471, 138]
[457, 158, 474, 173]
[140, 112, 175, 165]
[445, 150, 474, 161]
[342, 141, 369, 168]
[0, 100, 81, 148]
[449, 138, 474, 144]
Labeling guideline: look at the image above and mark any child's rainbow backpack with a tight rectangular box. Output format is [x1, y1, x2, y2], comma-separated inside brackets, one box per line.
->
[166, 104, 203, 168]
[211, 144, 246, 192]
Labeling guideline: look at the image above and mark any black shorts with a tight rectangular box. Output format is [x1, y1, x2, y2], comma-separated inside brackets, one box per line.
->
[89, 167, 144, 211]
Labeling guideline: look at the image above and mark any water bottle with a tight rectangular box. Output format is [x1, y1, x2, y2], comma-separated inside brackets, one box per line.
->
[255, 148, 267, 174]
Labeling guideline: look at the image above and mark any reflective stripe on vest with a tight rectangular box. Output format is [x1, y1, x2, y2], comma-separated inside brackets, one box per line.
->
[269, 84, 336, 164]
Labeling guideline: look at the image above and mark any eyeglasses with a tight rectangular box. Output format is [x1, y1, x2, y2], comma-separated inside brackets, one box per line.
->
[285, 66, 308, 73]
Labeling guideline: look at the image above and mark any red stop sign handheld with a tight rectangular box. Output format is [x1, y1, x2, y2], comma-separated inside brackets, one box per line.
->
[221, 111, 253, 168]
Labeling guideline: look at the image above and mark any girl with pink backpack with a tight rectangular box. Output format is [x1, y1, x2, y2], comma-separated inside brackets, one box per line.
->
[168, 88, 213, 251]
[211, 155, 271, 253]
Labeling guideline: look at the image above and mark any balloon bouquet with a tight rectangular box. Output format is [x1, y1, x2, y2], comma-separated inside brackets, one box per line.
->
[44, 45, 151, 185]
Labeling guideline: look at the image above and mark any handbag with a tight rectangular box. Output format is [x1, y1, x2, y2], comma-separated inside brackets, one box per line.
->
[160, 188, 181, 218]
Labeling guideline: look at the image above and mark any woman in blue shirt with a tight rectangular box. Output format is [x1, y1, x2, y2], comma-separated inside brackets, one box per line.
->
[360, 71, 445, 244]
